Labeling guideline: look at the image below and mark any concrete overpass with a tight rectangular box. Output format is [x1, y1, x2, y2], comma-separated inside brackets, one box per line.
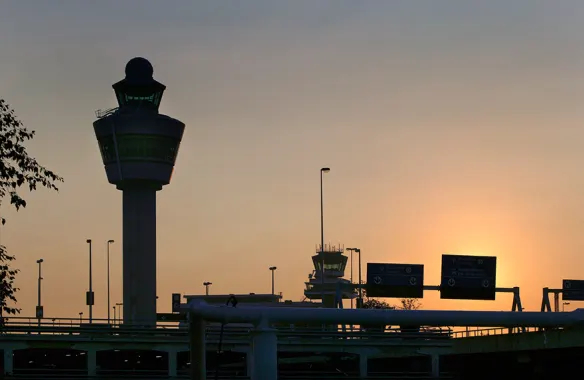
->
[2, 315, 584, 379]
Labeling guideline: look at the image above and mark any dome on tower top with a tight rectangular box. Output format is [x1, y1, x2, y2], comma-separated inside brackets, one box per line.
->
[125, 57, 154, 83]
[112, 57, 166, 110]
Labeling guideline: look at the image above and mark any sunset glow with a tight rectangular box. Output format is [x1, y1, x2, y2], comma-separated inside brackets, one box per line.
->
[1, 1, 584, 318]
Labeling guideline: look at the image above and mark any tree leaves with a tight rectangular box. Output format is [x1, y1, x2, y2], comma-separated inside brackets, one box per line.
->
[362, 296, 396, 310]
[0, 99, 63, 212]
[0, 98, 64, 317]
[359, 291, 423, 333]
[399, 298, 422, 310]
[361, 289, 423, 310]
[0, 245, 20, 317]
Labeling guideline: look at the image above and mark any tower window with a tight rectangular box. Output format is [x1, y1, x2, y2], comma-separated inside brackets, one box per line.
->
[98, 134, 180, 165]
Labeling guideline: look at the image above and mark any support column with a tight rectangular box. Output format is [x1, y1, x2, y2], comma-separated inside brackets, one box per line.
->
[122, 185, 158, 326]
[87, 349, 97, 377]
[251, 324, 277, 380]
[431, 354, 440, 379]
[246, 350, 253, 379]
[168, 350, 177, 378]
[359, 354, 368, 378]
[189, 315, 206, 380]
[3, 349, 13, 375]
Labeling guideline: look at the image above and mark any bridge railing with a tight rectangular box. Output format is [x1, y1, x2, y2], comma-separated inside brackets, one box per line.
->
[0, 316, 180, 329]
[279, 371, 454, 379]
[0, 324, 453, 342]
[0, 315, 563, 341]
[450, 325, 559, 338]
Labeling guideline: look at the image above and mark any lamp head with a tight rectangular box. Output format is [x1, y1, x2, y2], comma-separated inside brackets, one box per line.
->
[321, 167, 330, 173]
[203, 282, 212, 286]
[108, 239, 115, 244]
[86, 239, 92, 244]
[37, 259, 44, 264]
[269, 266, 277, 271]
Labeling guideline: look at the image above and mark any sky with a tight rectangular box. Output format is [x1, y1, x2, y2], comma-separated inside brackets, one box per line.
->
[2, 0, 584, 320]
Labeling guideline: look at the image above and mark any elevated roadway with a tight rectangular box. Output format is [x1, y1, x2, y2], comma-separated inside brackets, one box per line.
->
[452, 326, 584, 354]
[3, 316, 584, 379]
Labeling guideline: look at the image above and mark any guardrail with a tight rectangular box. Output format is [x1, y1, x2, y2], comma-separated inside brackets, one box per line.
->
[2, 316, 451, 334]
[5, 375, 247, 380]
[2, 375, 455, 380]
[3, 367, 454, 380]
[1, 316, 180, 329]
[2, 316, 551, 341]
[0, 324, 453, 342]
[278, 372, 454, 379]
[450, 326, 556, 338]
[95, 107, 119, 119]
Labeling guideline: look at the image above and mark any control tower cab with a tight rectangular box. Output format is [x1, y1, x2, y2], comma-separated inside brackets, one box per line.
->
[304, 244, 357, 308]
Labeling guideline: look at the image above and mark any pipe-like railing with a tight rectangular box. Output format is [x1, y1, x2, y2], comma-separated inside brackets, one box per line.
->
[184, 301, 584, 328]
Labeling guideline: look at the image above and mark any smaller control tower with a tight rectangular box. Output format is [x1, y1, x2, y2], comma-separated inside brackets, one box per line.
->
[93, 58, 185, 326]
[304, 244, 356, 308]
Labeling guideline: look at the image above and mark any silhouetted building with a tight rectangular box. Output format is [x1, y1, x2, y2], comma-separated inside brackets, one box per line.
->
[93, 57, 185, 326]
[304, 244, 357, 308]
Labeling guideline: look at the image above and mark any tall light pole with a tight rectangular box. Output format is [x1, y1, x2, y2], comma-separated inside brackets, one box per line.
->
[350, 250, 354, 308]
[107, 239, 115, 325]
[319, 167, 330, 303]
[86, 239, 94, 324]
[36, 259, 44, 325]
[347, 248, 355, 309]
[563, 302, 571, 312]
[269, 267, 277, 295]
[79, 312, 83, 324]
[113, 306, 117, 325]
[347, 248, 362, 306]
[357, 248, 362, 302]
[116, 303, 123, 323]
[203, 282, 212, 296]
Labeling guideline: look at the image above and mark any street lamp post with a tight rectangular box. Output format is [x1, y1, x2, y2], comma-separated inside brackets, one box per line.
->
[113, 306, 117, 325]
[116, 303, 123, 323]
[347, 248, 362, 306]
[350, 250, 354, 309]
[358, 249, 362, 296]
[86, 239, 94, 324]
[79, 312, 83, 324]
[347, 248, 353, 309]
[107, 239, 115, 325]
[203, 282, 212, 296]
[36, 259, 44, 325]
[269, 267, 277, 295]
[357, 248, 362, 301]
[563, 302, 571, 312]
[319, 167, 330, 304]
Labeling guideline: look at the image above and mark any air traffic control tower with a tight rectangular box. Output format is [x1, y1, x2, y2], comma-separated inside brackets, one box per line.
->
[93, 58, 185, 326]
